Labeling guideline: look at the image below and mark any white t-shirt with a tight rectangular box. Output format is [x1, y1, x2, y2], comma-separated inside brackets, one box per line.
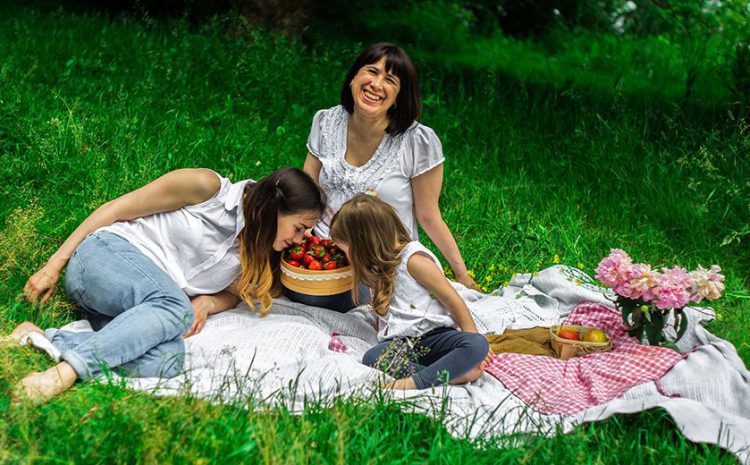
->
[100, 172, 249, 297]
[376, 241, 458, 341]
[307, 105, 445, 239]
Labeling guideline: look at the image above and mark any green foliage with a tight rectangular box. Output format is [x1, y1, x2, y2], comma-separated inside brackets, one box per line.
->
[0, 3, 748, 464]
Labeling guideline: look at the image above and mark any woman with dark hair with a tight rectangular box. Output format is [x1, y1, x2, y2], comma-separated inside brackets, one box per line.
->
[303, 43, 478, 302]
[8, 167, 325, 403]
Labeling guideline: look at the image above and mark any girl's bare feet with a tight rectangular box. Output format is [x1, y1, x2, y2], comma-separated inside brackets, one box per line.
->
[13, 362, 78, 405]
[384, 377, 417, 390]
[450, 365, 484, 385]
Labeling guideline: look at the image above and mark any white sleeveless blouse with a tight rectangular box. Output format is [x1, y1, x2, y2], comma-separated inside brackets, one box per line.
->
[99, 172, 250, 297]
[376, 241, 458, 341]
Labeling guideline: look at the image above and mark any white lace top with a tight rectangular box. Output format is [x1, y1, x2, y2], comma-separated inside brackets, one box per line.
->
[376, 241, 458, 341]
[307, 105, 445, 239]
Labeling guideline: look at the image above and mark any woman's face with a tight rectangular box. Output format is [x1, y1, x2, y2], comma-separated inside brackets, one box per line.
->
[350, 56, 401, 121]
[274, 211, 319, 252]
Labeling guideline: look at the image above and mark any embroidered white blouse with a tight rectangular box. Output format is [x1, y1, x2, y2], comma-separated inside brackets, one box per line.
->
[99, 171, 249, 297]
[307, 105, 445, 239]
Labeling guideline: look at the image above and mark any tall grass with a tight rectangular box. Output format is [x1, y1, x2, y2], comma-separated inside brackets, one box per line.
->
[0, 2, 747, 463]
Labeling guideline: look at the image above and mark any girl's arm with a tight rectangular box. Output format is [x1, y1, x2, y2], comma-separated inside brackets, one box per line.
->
[410, 165, 479, 291]
[24, 168, 222, 305]
[406, 253, 479, 333]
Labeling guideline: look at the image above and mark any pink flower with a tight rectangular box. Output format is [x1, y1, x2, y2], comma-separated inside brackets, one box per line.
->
[615, 263, 660, 301]
[653, 267, 692, 309]
[690, 265, 725, 302]
[595, 249, 633, 288]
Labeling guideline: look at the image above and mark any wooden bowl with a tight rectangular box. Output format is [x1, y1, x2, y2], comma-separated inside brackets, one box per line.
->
[549, 325, 612, 360]
[280, 260, 354, 296]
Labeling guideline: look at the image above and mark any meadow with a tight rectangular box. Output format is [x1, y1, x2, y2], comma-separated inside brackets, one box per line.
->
[0, 3, 748, 463]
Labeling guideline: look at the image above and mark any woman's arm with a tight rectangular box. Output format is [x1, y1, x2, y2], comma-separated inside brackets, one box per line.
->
[184, 289, 240, 338]
[406, 253, 478, 333]
[303, 152, 322, 183]
[24, 168, 222, 305]
[411, 165, 479, 290]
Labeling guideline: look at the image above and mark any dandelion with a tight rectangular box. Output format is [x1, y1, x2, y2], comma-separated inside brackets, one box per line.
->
[467, 269, 476, 279]
[485, 275, 493, 282]
[577, 262, 585, 269]
[553, 254, 560, 264]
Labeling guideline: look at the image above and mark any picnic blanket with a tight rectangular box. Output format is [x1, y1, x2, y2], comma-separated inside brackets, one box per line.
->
[52, 266, 750, 463]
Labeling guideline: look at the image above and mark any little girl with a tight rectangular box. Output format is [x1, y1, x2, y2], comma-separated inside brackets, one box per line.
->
[329, 194, 492, 390]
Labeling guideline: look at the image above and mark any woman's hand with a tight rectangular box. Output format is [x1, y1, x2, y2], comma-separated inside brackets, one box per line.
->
[23, 265, 62, 306]
[455, 272, 480, 292]
[184, 295, 215, 338]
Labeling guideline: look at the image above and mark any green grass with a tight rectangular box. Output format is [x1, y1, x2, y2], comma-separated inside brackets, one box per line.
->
[0, 3, 748, 464]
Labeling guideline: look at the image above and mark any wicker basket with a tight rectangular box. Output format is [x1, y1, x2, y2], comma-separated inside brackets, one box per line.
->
[280, 259, 354, 296]
[549, 325, 612, 360]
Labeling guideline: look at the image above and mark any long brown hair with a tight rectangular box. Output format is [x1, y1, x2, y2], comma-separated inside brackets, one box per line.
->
[238, 167, 325, 316]
[329, 194, 412, 316]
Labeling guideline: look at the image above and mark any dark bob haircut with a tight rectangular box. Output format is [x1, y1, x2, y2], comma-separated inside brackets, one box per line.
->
[340, 43, 420, 136]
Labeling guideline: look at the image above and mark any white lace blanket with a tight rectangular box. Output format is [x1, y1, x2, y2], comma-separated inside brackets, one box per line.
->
[58, 266, 750, 463]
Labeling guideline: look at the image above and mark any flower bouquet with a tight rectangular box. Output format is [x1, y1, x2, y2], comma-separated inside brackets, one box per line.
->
[595, 249, 725, 346]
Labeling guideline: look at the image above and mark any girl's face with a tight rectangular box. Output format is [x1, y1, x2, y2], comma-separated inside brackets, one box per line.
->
[274, 211, 319, 252]
[349, 57, 401, 121]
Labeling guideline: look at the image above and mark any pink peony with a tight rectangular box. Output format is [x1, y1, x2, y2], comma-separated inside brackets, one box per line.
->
[653, 267, 692, 310]
[595, 249, 633, 288]
[690, 265, 725, 302]
[614, 263, 660, 301]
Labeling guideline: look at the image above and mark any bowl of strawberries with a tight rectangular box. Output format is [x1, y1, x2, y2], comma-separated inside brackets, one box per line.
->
[280, 235, 354, 309]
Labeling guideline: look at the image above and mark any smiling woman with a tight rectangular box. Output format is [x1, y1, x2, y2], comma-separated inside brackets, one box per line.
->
[302, 43, 478, 313]
[6, 167, 325, 404]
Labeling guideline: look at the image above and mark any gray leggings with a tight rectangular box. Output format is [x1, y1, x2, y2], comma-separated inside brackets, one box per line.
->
[362, 327, 489, 389]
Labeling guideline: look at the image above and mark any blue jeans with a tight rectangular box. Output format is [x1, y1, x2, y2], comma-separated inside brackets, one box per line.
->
[47, 231, 194, 380]
[362, 327, 489, 389]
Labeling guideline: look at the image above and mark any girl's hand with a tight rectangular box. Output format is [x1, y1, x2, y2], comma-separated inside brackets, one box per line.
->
[455, 272, 480, 292]
[184, 295, 214, 338]
[24, 266, 61, 306]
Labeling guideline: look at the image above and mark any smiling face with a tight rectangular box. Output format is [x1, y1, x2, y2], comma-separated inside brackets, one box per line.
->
[274, 211, 319, 252]
[350, 57, 401, 121]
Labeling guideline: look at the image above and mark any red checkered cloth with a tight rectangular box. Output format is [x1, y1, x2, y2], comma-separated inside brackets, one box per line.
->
[329, 332, 347, 353]
[484, 302, 685, 414]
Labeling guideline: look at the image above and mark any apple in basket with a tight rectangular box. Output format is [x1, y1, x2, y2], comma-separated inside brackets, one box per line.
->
[280, 235, 353, 298]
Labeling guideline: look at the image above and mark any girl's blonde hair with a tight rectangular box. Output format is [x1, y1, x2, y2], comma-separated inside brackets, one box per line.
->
[329, 194, 411, 316]
[238, 167, 325, 316]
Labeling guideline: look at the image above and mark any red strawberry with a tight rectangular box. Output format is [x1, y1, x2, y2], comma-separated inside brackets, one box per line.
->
[288, 245, 304, 261]
[322, 253, 332, 263]
[302, 252, 315, 266]
[286, 260, 300, 267]
[308, 260, 322, 271]
[313, 245, 326, 259]
[307, 235, 320, 247]
[320, 239, 330, 248]
[323, 261, 338, 270]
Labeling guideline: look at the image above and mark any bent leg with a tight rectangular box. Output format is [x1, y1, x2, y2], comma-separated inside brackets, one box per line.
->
[57, 232, 193, 380]
[411, 328, 489, 389]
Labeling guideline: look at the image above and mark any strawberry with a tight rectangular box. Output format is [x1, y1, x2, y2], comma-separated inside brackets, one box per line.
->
[288, 245, 304, 261]
[322, 253, 332, 263]
[323, 261, 338, 270]
[302, 252, 315, 266]
[308, 260, 322, 271]
[307, 235, 321, 247]
[313, 245, 327, 259]
[286, 260, 300, 267]
[320, 239, 330, 248]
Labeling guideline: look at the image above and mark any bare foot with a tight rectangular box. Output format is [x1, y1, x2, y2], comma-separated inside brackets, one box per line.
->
[450, 366, 484, 385]
[383, 377, 417, 390]
[13, 362, 78, 405]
